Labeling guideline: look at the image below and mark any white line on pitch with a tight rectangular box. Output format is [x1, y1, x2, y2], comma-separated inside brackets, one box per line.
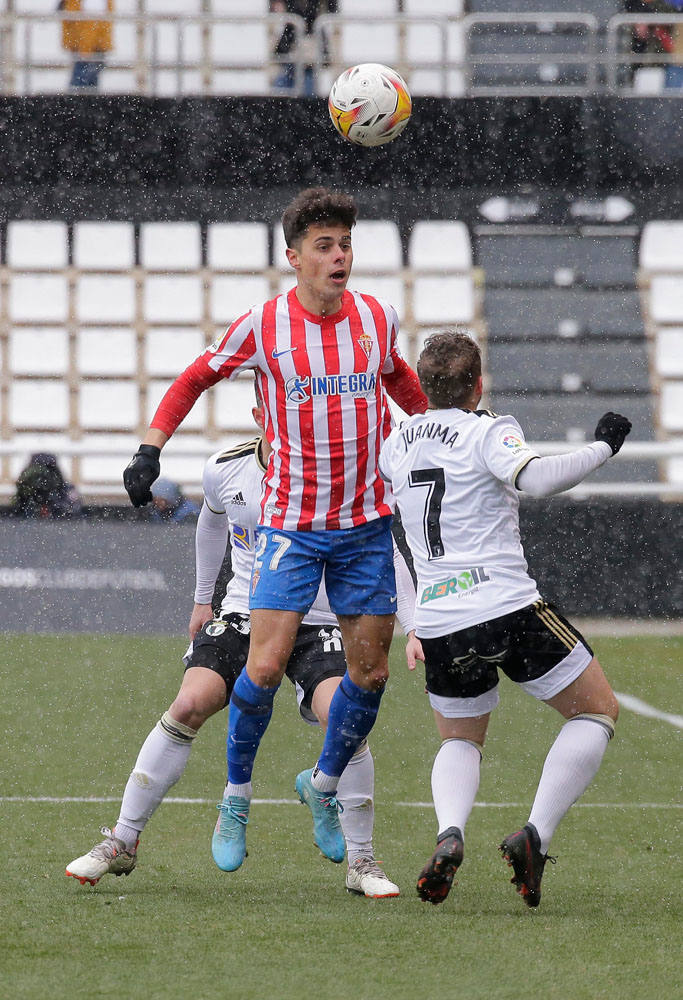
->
[0, 796, 680, 809]
[615, 691, 683, 729]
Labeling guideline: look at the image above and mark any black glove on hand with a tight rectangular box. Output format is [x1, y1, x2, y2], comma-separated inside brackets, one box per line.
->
[123, 444, 161, 506]
[594, 412, 632, 456]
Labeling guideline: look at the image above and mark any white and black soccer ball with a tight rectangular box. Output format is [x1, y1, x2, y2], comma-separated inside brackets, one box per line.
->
[328, 62, 412, 148]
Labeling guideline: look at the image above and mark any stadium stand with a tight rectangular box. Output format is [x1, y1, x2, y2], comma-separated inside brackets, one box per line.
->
[640, 221, 683, 486]
[476, 225, 660, 483]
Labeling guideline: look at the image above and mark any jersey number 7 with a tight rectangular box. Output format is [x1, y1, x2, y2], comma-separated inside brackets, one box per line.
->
[408, 468, 445, 560]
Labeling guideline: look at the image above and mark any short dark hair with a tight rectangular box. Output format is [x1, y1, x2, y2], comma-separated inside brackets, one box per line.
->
[282, 187, 357, 248]
[417, 331, 482, 409]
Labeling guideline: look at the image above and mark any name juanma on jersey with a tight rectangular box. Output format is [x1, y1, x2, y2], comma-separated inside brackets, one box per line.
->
[398, 419, 460, 453]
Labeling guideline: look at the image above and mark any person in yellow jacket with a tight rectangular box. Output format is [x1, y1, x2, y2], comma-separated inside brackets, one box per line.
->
[59, 0, 113, 88]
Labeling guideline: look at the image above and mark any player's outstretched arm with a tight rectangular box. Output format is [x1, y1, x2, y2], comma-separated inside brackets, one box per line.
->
[516, 411, 632, 498]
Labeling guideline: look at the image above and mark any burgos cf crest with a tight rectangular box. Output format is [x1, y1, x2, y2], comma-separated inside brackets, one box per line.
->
[358, 332, 373, 360]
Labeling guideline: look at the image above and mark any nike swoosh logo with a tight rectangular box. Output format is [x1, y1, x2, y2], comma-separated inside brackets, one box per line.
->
[272, 347, 297, 359]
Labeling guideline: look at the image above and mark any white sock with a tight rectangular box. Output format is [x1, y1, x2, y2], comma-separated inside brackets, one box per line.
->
[336, 743, 374, 865]
[431, 739, 482, 839]
[225, 782, 252, 800]
[528, 717, 611, 854]
[114, 715, 196, 849]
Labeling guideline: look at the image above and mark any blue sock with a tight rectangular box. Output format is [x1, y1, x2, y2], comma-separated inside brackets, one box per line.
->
[316, 674, 384, 780]
[227, 669, 279, 785]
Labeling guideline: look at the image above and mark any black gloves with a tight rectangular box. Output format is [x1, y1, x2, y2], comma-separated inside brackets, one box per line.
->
[594, 412, 632, 456]
[123, 444, 161, 506]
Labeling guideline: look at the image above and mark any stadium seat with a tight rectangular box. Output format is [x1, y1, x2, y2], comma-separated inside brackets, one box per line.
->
[77, 276, 136, 324]
[147, 379, 208, 430]
[488, 341, 651, 393]
[485, 288, 642, 339]
[145, 329, 206, 375]
[214, 377, 263, 430]
[9, 380, 69, 430]
[7, 221, 68, 269]
[654, 328, 683, 377]
[73, 222, 135, 270]
[338, 0, 398, 12]
[660, 383, 683, 433]
[210, 21, 269, 67]
[10, 275, 68, 322]
[640, 221, 683, 271]
[477, 232, 637, 288]
[144, 275, 203, 323]
[207, 222, 269, 271]
[210, 71, 270, 96]
[409, 221, 472, 272]
[404, 0, 464, 13]
[413, 275, 474, 325]
[145, 0, 202, 13]
[209, 0, 269, 12]
[79, 381, 139, 430]
[140, 222, 202, 270]
[273, 227, 290, 272]
[650, 276, 683, 324]
[352, 221, 402, 273]
[76, 329, 137, 376]
[489, 392, 655, 443]
[211, 275, 270, 324]
[9, 328, 69, 375]
[337, 22, 400, 66]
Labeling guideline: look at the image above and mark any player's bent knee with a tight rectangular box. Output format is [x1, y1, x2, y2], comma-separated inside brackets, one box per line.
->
[569, 711, 617, 741]
[168, 692, 218, 730]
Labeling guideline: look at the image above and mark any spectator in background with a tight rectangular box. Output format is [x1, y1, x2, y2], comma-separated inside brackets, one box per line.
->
[11, 453, 83, 519]
[150, 478, 200, 524]
[59, 0, 114, 89]
[625, 0, 678, 81]
[271, 0, 337, 96]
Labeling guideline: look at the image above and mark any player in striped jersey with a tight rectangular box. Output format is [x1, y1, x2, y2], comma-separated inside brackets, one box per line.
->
[123, 188, 427, 872]
[68, 403, 416, 897]
[379, 331, 631, 909]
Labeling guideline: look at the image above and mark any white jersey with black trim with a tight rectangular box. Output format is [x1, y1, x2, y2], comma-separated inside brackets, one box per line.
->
[378, 407, 542, 637]
[201, 439, 336, 626]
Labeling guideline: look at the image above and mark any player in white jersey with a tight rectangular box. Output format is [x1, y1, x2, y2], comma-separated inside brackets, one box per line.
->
[67, 404, 415, 897]
[123, 187, 428, 873]
[379, 331, 631, 909]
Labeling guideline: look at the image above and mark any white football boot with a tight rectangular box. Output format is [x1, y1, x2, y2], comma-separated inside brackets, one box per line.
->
[345, 858, 400, 898]
[66, 827, 137, 885]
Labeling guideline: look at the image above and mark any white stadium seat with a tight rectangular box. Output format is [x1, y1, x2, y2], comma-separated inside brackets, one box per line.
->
[655, 328, 683, 377]
[209, 0, 269, 12]
[210, 71, 270, 96]
[10, 275, 68, 322]
[9, 380, 69, 429]
[413, 275, 474, 325]
[207, 222, 269, 271]
[144, 275, 203, 323]
[660, 382, 683, 432]
[79, 381, 139, 430]
[211, 275, 270, 324]
[650, 276, 683, 324]
[77, 329, 137, 376]
[77, 275, 136, 323]
[351, 221, 402, 273]
[338, 22, 399, 65]
[214, 377, 262, 430]
[9, 328, 69, 375]
[7, 221, 68, 269]
[640, 221, 683, 271]
[338, 0, 397, 12]
[273, 227, 290, 272]
[404, 0, 464, 12]
[73, 222, 135, 270]
[145, 329, 206, 375]
[147, 378, 208, 430]
[140, 222, 202, 270]
[409, 221, 472, 271]
[210, 22, 269, 66]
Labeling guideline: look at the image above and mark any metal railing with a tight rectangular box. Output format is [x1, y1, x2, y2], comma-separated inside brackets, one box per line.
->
[2, 11, 682, 97]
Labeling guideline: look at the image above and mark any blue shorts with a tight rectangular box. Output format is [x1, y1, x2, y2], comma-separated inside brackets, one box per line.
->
[249, 516, 396, 617]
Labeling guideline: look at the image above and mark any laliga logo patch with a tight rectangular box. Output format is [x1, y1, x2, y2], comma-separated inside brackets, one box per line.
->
[208, 335, 224, 353]
[285, 375, 310, 404]
[358, 332, 373, 360]
[502, 434, 524, 451]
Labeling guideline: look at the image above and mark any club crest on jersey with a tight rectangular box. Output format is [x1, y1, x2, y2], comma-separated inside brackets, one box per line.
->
[357, 332, 373, 360]
[285, 372, 377, 405]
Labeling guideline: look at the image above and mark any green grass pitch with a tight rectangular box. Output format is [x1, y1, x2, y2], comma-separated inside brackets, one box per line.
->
[1, 633, 681, 1000]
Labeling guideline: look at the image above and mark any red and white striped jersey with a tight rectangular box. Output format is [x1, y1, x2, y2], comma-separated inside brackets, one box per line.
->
[151, 287, 427, 531]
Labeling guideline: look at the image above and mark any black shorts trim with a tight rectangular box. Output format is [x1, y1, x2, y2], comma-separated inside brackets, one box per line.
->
[421, 600, 592, 701]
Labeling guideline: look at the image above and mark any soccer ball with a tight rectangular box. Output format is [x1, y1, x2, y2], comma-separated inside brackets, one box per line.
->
[328, 63, 412, 147]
